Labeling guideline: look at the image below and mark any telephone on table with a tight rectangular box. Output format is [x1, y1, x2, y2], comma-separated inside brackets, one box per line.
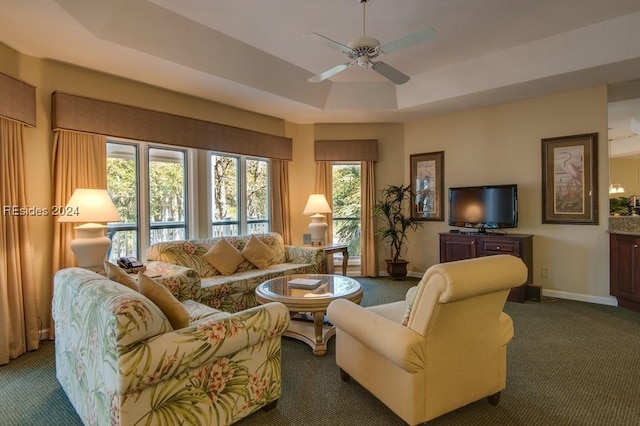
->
[117, 256, 144, 272]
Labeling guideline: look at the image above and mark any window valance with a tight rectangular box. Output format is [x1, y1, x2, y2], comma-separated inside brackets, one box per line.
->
[0, 72, 36, 127]
[314, 139, 378, 162]
[51, 92, 292, 160]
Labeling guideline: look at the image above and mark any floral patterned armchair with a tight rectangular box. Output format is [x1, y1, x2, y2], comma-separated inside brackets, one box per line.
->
[146, 232, 326, 312]
[52, 267, 290, 426]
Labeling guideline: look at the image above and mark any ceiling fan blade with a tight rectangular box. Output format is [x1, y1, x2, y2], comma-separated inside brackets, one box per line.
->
[308, 63, 351, 83]
[371, 61, 410, 85]
[302, 33, 353, 55]
[377, 27, 438, 54]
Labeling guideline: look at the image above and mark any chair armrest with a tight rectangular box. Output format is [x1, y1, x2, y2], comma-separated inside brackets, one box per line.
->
[499, 312, 514, 346]
[284, 245, 326, 273]
[146, 261, 202, 301]
[118, 302, 290, 395]
[327, 299, 426, 373]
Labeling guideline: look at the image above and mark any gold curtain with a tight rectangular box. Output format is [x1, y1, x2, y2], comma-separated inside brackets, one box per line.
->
[361, 160, 378, 277]
[315, 161, 333, 271]
[315, 161, 333, 240]
[269, 159, 292, 244]
[0, 117, 39, 364]
[51, 130, 107, 273]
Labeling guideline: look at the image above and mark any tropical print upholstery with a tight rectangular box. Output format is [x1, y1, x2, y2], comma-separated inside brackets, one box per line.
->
[146, 233, 326, 312]
[52, 267, 290, 426]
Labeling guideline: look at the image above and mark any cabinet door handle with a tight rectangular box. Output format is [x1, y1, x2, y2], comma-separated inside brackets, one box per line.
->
[635, 244, 639, 248]
[496, 246, 501, 250]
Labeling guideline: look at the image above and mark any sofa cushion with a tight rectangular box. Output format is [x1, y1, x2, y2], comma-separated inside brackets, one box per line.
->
[203, 238, 245, 275]
[137, 273, 190, 329]
[242, 235, 274, 268]
[104, 261, 139, 291]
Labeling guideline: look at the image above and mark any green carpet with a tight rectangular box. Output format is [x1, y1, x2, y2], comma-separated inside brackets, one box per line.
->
[2, 277, 640, 425]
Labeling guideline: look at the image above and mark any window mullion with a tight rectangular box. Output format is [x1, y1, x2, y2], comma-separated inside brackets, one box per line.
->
[239, 156, 247, 234]
[139, 144, 150, 259]
[186, 149, 198, 239]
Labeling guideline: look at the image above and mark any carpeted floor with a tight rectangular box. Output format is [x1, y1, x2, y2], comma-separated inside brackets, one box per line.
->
[2, 277, 640, 425]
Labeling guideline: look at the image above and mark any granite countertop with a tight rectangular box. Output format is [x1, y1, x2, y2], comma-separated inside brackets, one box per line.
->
[609, 215, 640, 235]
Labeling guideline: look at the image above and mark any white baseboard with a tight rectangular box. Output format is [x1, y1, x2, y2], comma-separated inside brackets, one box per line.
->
[542, 289, 618, 306]
[39, 328, 51, 341]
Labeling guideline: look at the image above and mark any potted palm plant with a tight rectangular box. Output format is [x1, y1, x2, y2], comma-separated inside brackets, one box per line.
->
[373, 184, 424, 280]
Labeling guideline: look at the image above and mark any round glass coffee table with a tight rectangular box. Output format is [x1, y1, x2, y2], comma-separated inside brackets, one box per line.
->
[256, 274, 363, 355]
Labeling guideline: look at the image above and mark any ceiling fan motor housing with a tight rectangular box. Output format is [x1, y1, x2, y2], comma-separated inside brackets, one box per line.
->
[347, 36, 381, 65]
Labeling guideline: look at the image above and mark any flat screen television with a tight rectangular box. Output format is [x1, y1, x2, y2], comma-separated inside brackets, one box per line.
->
[448, 184, 518, 233]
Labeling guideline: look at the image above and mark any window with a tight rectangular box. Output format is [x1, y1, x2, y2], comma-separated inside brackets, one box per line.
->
[148, 148, 187, 243]
[107, 143, 138, 260]
[107, 140, 189, 260]
[332, 162, 361, 257]
[210, 153, 269, 236]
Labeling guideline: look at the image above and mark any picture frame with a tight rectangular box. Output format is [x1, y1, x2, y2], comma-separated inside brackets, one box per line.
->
[541, 133, 598, 224]
[410, 151, 444, 221]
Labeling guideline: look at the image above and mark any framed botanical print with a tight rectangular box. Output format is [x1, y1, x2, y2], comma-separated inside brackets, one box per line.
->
[410, 151, 444, 221]
[541, 133, 598, 224]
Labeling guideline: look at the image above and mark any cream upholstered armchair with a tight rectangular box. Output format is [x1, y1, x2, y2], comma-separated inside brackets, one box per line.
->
[326, 254, 527, 425]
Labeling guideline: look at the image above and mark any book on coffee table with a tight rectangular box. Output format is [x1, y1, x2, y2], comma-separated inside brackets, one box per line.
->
[288, 278, 322, 289]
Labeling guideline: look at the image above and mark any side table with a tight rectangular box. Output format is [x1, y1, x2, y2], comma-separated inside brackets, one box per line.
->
[319, 244, 349, 275]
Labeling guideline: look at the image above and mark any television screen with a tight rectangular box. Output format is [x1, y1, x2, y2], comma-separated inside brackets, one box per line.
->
[449, 184, 518, 231]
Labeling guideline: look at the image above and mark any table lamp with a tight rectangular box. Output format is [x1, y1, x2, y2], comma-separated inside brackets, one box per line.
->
[303, 194, 332, 245]
[58, 188, 121, 267]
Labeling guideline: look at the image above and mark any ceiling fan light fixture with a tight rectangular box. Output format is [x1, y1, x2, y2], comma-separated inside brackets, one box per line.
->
[357, 56, 369, 67]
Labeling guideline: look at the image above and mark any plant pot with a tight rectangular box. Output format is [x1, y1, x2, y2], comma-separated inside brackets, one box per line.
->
[386, 259, 409, 280]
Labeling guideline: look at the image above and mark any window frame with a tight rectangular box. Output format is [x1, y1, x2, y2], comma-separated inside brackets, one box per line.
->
[208, 151, 270, 237]
[106, 138, 194, 260]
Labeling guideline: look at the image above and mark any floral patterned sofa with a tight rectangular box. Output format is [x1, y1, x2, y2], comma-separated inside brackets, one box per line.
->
[146, 233, 325, 312]
[52, 267, 290, 426]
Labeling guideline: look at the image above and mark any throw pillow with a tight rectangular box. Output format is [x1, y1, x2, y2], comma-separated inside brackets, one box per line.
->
[401, 286, 419, 327]
[242, 235, 274, 269]
[203, 238, 245, 275]
[137, 273, 190, 329]
[104, 261, 138, 291]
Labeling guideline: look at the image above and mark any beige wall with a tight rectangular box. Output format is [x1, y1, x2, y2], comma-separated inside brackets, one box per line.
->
[1, 42, 615, 334]
[610, 158, 640, 198]
[404, 87, 611, 302]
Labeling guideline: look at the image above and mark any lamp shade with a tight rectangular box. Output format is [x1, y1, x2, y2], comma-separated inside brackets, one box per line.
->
[57, 188, 120, 223]
[303, 194, 332, 215]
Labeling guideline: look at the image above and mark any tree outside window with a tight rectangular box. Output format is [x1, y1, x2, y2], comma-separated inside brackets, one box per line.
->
[332, 163, 361, 256]
[211, 153, 269, 236]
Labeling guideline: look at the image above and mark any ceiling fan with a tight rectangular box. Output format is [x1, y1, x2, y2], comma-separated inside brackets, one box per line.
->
[304, 0, 437, 85]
